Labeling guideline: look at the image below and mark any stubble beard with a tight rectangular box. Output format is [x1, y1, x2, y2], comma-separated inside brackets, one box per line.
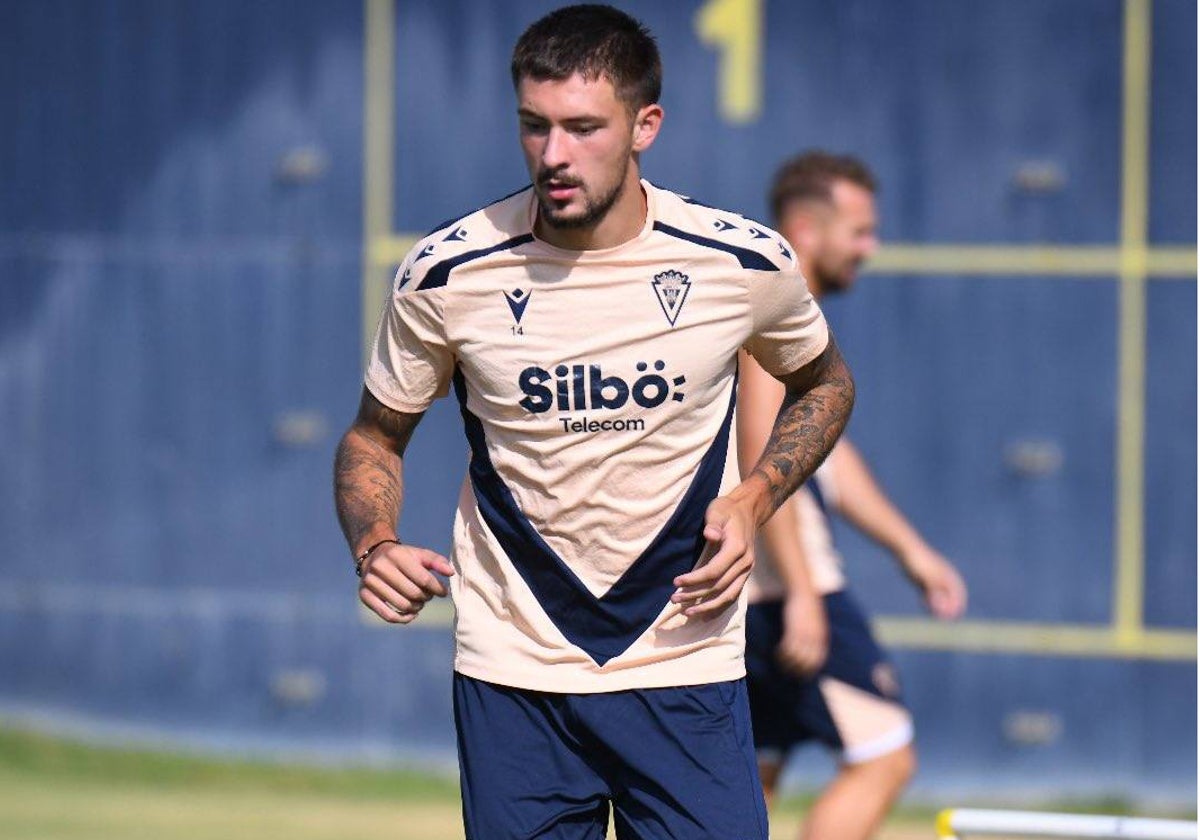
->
[814, 255, 860, 296]
[537, 173, 627, 231]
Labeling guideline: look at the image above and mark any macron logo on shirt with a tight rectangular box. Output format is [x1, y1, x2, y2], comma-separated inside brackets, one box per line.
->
[504, 288, 531, 323]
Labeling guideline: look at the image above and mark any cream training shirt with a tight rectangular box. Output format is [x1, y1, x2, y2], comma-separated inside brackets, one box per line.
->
[366, 180, 829, 693]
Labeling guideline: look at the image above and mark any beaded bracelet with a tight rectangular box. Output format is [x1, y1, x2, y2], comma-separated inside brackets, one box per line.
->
[354, 537, 402, 578]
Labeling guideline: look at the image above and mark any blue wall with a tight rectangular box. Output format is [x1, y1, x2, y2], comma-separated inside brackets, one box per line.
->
[0, 0, 1194, 803]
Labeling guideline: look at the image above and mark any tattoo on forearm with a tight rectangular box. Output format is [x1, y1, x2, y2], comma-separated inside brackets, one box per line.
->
[750, 337, 855, 520]
[334, 431, 401, 548]
[333, 390, 423, 550]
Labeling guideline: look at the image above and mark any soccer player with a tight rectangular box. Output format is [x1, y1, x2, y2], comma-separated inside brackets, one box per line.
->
[738, 151, 968, 840]
[333, 7, 854, 839]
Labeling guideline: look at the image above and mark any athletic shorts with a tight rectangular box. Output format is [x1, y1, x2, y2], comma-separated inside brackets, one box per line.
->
[744, 590, 913, 765]
[453, 673, 769, 840]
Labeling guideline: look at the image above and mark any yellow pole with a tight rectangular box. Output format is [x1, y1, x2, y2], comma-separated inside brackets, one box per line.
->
[362, 0, 396, 360]
[1113, 0, 1151, 646]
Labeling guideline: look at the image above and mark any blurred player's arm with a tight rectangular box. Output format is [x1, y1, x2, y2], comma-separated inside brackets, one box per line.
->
[334, 388, 453, 625]
[737, 350, 828, 676]
[674, 335, 854, 617]
[828, 438, 966, 620]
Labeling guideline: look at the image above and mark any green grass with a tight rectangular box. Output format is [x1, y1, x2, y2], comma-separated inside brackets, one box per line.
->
[0, 727, 468, 840]
[0, 726, 1190, 840]
[0, 727, 912, 840]
[0, 726, 459, 802]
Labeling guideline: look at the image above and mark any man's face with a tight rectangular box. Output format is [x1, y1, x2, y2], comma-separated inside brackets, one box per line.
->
[517, 73, 639, 230]
[791, 180, 879, 295]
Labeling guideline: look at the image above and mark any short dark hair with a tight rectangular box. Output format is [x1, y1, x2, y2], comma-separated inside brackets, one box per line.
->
[769, 151, 877, 223]
[511, 4, 662, 113]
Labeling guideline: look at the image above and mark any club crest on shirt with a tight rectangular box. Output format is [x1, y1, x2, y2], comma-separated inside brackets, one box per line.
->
[651, 269, 691, 327]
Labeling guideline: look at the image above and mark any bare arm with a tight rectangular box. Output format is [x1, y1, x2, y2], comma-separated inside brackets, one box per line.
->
[333, 388, 453, 624]
[735, 350, 814, 597]
[829, 438, 967, 619]
[738, 335, 855, 525]
[334, 388, 421, 554]
[673, 337, 854, 616]
[828, 438, 926, 559]
[737, 350, 829, 674]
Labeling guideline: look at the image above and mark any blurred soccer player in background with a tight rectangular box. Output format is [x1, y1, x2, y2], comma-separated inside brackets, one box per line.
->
[334, 7, 855, 838]
[738, 151, 968, 840]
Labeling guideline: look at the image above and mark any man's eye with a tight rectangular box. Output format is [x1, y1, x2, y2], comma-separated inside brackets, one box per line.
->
[572, 125, 598, 135]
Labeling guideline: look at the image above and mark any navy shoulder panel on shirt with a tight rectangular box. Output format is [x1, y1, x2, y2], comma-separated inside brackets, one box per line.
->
[417, 234, 534, 291]
[649, 182, 793, 271]
[396, 187, 534, 293]
[653, 221, 780, 271]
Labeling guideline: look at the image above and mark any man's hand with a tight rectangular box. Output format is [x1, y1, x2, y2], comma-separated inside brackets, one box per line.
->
[359, 542, 455, 625]
[901, 545, 967, 620]
[671, 495, 758, 618]
[778, 591, 829, 677]
[336, 389, 450, 625]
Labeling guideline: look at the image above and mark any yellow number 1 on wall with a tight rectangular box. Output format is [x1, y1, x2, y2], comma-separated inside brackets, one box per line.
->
[695, 0, 763, 124]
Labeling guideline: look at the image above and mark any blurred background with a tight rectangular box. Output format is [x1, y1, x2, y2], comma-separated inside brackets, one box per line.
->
[0, 0, 1195, 828]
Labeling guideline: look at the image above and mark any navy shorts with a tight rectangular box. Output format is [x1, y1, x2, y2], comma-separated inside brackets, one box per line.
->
[744, 590, 912, 764]
[453, 673, 769, 840]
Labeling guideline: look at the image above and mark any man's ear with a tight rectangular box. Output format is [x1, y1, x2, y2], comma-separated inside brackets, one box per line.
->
[631, 104, 664, 153]
[781, 204, 826, 250]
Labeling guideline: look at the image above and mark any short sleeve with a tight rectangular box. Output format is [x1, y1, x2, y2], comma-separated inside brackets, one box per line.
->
[743, 269, 829, 377]
[363, 265, 454, 413]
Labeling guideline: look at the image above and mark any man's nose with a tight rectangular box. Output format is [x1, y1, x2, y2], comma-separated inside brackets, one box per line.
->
[541, 127, 569, 169]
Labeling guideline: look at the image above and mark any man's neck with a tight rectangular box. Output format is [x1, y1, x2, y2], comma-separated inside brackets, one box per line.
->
[797, 255, 824, 300]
